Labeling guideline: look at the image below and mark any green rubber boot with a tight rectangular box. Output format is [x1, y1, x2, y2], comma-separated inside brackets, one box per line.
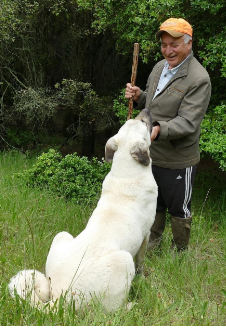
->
[147, 209, 166, 252]
[171, 216, 192, 252]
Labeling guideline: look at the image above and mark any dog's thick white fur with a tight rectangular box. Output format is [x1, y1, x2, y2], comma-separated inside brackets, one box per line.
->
[8, 109, 157, 312]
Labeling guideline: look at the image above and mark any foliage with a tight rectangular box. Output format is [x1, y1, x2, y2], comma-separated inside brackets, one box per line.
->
[22, 149, 63, 187]
[77, 0, 226, 71]
[78, 0, 180, 62]
[12, 87, 58, 129]
[200, 103, 226, 171]
[198, 35, 226, 77]
[20, 149, 112, 204]
[4, 79, 115, 150]
[55, 79, 115, 135]
[4, 129, 37, 150]
[113, 89, 140, 124]
[0, 0, 83, 89]
[55, 79, 96, 109]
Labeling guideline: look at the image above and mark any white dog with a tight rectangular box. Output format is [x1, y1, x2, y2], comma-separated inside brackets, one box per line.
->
[8, 109, 157, 312]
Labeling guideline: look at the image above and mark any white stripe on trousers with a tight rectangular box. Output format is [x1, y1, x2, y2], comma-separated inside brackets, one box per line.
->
[183, 167, 193, 218]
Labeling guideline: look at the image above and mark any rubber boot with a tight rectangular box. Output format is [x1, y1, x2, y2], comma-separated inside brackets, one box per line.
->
[171, 216, 192, 252]
[147, 209, 166, 252]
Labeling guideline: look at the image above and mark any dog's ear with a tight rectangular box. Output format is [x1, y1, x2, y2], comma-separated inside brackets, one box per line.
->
[105, 136, 118, 163]
[130, 141, 150, 166]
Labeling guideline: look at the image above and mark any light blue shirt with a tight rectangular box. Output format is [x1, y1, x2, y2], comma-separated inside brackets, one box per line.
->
[153, 54, 190, 99]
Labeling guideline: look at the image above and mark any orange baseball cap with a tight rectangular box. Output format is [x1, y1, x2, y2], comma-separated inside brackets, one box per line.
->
[156, 18, 193, 39]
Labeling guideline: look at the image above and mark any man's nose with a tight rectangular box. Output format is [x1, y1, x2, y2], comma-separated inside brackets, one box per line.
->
[165, 46, 173, 55]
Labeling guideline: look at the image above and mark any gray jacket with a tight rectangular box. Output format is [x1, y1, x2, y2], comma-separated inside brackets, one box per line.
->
[136, 52, 211, 169]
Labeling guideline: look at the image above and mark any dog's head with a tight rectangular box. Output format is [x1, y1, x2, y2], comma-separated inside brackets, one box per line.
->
[105, 109, 152, 166]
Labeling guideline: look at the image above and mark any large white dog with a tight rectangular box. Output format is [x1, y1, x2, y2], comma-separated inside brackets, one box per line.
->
[8, 109, 158, 312]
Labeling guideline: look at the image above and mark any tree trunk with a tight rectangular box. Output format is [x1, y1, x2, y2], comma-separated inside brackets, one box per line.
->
[82, 122, 95, 158]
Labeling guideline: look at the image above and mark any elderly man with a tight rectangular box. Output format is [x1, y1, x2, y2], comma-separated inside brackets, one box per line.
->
[125, 18, 211, 252]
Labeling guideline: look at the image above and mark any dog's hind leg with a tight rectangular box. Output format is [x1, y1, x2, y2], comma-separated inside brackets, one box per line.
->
[99, 250, 135, 312]
[134, 235, 149, 275]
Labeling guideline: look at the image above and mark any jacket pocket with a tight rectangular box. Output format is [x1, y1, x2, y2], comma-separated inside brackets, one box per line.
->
[167, 86, 185, 99]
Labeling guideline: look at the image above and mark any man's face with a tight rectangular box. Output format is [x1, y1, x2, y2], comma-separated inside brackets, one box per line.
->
[160, 32, 192, 69]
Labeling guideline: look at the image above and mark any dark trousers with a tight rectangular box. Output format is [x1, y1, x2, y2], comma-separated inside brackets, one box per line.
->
[152, 165, 198, 219]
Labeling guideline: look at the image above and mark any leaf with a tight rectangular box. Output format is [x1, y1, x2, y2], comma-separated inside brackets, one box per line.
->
[222, 289, 226, 297]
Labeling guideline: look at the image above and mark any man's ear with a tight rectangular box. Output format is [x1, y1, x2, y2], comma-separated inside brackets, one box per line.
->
[130, 140, 150, 166]
[188, 39, 193, 52]
[105, 136, 118, 163]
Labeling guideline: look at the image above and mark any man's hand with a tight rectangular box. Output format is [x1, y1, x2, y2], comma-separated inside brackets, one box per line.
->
[151, 125, 160, 142]
[125, 83, 141, 103]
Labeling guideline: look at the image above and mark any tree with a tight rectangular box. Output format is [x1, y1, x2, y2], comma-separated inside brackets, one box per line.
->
[0, 0, 123, 154]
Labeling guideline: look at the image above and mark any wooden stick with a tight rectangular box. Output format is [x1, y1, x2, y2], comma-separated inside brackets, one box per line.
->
[127, 43, 139, 120]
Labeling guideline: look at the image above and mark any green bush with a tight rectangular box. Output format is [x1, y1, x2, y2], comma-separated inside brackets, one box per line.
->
[20, 149, 112, 204]
[5, 128, 36, 150]
[200, 103, 226, 170]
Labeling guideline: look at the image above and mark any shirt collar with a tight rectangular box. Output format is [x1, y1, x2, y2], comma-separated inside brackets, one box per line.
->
[164, 54, 191, 74]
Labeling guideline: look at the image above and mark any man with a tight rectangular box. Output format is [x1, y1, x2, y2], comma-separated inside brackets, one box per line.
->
[125, 18, 211, 252]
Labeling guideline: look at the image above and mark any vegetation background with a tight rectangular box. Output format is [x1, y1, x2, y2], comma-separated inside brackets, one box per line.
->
[1, 0, 226, 326]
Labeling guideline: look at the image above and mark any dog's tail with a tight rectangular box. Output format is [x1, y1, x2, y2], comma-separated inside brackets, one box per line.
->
[8, 269, 50, 307]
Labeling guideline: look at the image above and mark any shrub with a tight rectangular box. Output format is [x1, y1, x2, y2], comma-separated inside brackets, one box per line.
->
[23, 149, 63, 186]
[12, 87, 58, 129]
[20, 149, 112, 204]
[200, 103, 226, 171]
[5, 128, 38, 150]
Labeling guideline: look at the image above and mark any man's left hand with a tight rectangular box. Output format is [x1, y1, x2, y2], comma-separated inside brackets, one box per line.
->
[151, 125, 160, 142]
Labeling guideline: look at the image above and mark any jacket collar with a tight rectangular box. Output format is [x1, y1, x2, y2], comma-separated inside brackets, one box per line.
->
[173, 51, 193, 79]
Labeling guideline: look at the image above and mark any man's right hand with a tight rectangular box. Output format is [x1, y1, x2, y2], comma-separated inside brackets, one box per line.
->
[125, 83, 141, 103]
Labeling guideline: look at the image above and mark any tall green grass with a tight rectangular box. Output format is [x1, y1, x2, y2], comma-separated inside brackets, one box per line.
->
[1, 151, 226, 326]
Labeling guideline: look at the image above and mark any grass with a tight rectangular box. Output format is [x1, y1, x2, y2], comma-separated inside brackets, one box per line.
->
[0, 151, 226, 326]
